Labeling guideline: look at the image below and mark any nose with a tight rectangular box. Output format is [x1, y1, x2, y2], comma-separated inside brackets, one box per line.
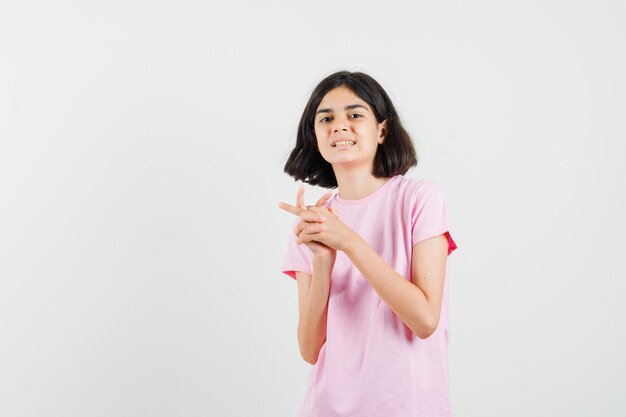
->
[332, 120, 349, 132]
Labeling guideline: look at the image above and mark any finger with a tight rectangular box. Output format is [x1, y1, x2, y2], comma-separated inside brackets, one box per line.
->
[278, 202, 304, 216]
[303, 223, 325, 235]
[307, 205, 336, 222]
[295, 217, 320, 237]
[297, 184, 305, 209]
[299, 210, 326, 223]
[294, 221, 307, 237]
[296, 234, 308, 245]
[296, 230, 311, 244]
[315, 191, 333, 207]
[296, 231, 320, 245]
[305, 206, 331, 219]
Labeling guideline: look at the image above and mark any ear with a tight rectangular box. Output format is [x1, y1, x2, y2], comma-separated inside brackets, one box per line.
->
[378, 119, 389, 144]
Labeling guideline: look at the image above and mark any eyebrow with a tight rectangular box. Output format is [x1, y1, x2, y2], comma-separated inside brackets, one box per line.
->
[315, 104, 369, 115]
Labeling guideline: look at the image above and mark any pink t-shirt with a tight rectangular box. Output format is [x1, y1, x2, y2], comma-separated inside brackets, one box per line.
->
[281, 175, 458, 417]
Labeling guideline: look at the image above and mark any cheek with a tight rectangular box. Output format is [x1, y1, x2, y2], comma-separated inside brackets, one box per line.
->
[313, 124, 327, 134]
[355, 126, 376, 141]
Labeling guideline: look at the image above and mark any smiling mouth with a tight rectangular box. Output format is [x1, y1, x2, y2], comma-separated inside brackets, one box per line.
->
[332, 140, 356, 147]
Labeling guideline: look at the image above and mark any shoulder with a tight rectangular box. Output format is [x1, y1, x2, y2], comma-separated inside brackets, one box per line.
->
[395, 176, 444, 199]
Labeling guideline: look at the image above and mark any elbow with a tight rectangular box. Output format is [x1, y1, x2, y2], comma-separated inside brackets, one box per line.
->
[299, 347, 319, 365]
[298, 326, 325, 365]
[413, 317, 438, 340]
[415, 327, 435, 339]
[298, 335, 321, 365]
[303, 354, 318, 365]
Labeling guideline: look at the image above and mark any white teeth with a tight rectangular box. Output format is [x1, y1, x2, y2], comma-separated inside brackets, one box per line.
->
[333, 141, 355, 147]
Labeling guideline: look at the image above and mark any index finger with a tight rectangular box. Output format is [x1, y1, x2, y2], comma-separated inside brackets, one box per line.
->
[279, 202, 325, 223]
[315, 191, 334, 208]
[278, 201, 304, 217]
[297, 184, 305, 209]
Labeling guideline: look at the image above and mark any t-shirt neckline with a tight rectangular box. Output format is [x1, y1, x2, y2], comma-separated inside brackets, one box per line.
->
[333, 175, 401, 206]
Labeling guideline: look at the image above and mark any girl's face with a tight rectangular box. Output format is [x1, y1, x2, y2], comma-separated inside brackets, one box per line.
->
[314, 86, 387, 171]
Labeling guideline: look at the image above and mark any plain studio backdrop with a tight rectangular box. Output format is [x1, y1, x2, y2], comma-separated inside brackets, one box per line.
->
[1, 1, 624, 416]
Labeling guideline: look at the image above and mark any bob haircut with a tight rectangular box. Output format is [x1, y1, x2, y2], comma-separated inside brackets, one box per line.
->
[283, 70, 417, 189]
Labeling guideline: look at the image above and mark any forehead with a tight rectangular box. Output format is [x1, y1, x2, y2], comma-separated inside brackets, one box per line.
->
[317, 86, 369, 110]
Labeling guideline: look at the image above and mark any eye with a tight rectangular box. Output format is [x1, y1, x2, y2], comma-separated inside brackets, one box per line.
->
[319, 114, 362, 123]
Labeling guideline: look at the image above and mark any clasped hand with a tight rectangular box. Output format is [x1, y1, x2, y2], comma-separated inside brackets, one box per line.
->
[278, 184, 357, 253]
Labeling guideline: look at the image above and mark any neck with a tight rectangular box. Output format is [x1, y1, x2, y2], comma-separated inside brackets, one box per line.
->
[333, 167, 390, 200]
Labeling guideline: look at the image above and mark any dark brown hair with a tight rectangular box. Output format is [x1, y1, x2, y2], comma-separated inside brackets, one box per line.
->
[283, 70, 418, 188]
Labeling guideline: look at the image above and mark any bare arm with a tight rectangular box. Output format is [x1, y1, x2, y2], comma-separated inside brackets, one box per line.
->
[296, 254, 334, 365]
[343, 234, 448, 339]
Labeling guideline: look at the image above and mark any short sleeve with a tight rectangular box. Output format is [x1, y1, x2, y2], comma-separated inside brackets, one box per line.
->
[411, 180, 458, 256]
[281, 217, 313, 280]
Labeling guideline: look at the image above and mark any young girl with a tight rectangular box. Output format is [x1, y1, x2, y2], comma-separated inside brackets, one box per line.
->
[278, 71, 458, 417]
